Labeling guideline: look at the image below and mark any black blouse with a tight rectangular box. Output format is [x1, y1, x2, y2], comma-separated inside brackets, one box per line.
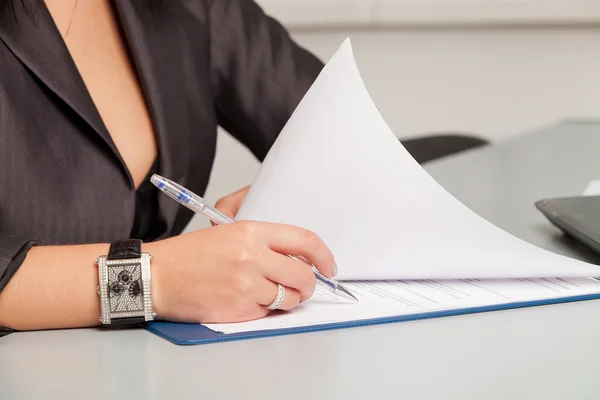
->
[130, 159, 162, 242]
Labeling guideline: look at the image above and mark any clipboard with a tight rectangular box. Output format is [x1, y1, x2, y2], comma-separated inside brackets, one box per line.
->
[144, 291, 600, 345]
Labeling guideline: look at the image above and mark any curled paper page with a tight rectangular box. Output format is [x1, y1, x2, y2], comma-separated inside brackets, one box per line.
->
[583, 180, 600, 196]
[236, 39, 600, 280]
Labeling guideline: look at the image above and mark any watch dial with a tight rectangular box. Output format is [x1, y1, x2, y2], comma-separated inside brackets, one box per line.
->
[108, 263, 143, 312]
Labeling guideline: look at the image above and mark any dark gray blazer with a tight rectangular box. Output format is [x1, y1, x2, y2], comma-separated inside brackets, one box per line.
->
[0, 0, 322, 289]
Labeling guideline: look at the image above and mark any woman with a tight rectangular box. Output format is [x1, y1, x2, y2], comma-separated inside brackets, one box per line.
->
[0, 0, 337, 333]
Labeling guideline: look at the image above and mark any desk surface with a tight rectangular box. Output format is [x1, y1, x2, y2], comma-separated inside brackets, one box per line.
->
[2, 120, 600, 400]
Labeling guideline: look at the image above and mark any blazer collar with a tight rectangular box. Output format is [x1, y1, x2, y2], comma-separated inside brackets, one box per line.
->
[0, 1, 186, 233]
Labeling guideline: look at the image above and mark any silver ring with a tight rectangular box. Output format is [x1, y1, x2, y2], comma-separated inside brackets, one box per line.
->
[267, 284, 285, 310]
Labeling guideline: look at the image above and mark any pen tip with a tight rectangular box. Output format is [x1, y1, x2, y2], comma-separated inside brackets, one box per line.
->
[336, 285, 359, 302]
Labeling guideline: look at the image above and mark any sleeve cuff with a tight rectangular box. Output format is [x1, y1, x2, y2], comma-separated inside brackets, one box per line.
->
[0, 235, 37, 293]
[0, 236, 37, 337]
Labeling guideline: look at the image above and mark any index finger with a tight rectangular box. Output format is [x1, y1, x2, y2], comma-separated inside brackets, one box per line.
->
[257, 222, 337, 278]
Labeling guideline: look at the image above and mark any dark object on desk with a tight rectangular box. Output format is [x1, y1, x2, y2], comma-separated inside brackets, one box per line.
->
[535, 195, 600, 255]
[401, 134, 489, 164]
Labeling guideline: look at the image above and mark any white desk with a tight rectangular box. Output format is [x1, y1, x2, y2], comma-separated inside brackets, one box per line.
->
[2, 120, 600, 400]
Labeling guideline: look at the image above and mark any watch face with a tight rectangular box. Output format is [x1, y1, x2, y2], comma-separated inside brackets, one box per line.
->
[108, 263, 143, 313]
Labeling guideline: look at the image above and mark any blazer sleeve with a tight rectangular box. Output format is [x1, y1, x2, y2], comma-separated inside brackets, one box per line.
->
[0, 235, 35, 334]
[208, 0, 324, 161]
[0, 234, 36, 293]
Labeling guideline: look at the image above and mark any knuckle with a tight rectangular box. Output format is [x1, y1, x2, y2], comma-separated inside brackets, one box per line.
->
[301, 229, 322, 252]
[305, 229, 320, 246]
[236, 220, 256, 237]
[232, 274, 255, 296]
[290, 289, 302, 305]
[298, 268, 317, 293]
[300, 230, 335, 271]
[234, 247, 259, 267]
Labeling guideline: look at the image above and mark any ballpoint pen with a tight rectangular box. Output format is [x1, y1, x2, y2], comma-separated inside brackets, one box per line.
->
[150, 173, 358, 302]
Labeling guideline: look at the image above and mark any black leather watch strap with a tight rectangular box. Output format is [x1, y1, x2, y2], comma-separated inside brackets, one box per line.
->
[110, 316, 145, 325]
[107, 239, 142, 260]
[106, 239, 145, 325]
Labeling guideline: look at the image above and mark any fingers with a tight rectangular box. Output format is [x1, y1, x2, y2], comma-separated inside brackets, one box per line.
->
[214, 185, 250, 219]
[259, 252, 317, 302]
[214, 196, 237, 219]
[257, 222, 336, 278]
[255, 279, 302, 311]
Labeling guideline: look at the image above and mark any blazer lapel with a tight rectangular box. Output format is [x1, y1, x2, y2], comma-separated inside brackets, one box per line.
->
[0, 3, 129, 179]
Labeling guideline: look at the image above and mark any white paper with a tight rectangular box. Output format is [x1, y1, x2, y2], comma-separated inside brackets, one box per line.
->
[236, 38, 600, 281]
[205, 277, 600, 334]
[583, 180, 600, 196]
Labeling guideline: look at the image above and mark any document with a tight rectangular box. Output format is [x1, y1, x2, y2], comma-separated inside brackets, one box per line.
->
[583, 180, 600, 196]
[235, 38, 600, 280]
[206, 277, 600, 334]
[202, 39, 600, 336]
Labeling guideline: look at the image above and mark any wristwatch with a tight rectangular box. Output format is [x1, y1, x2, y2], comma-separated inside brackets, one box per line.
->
[96, 239, 156, 325]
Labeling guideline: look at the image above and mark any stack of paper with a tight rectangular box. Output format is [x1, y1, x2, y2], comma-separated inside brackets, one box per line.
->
[197, 39, 600, 337]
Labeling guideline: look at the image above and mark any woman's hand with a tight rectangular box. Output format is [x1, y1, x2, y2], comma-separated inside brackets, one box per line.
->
[147, 220, 336, 324]
[214, 185, 250, 220]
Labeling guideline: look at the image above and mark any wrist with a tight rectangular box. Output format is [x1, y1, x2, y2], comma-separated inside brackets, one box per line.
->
[144, 241, 166, 319]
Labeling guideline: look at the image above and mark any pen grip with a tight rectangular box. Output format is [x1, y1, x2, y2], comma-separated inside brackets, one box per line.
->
[202, 204, 236, 224]
[288, 255, 337, 290]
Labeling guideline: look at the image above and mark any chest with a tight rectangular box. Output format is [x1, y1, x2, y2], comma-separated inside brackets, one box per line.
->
[47, 0, 158, 187]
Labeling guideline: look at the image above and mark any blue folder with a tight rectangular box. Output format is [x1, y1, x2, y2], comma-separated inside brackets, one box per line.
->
[144, 292, 600, 345]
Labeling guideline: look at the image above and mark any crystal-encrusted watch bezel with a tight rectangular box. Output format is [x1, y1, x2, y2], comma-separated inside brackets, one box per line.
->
[96, 253, 154, 324]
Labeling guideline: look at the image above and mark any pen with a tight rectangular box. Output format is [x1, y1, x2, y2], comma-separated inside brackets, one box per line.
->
[150, 174, 359, 302]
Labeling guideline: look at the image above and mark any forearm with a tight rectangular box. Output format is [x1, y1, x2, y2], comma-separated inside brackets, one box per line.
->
[0, 243, 110, 331]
